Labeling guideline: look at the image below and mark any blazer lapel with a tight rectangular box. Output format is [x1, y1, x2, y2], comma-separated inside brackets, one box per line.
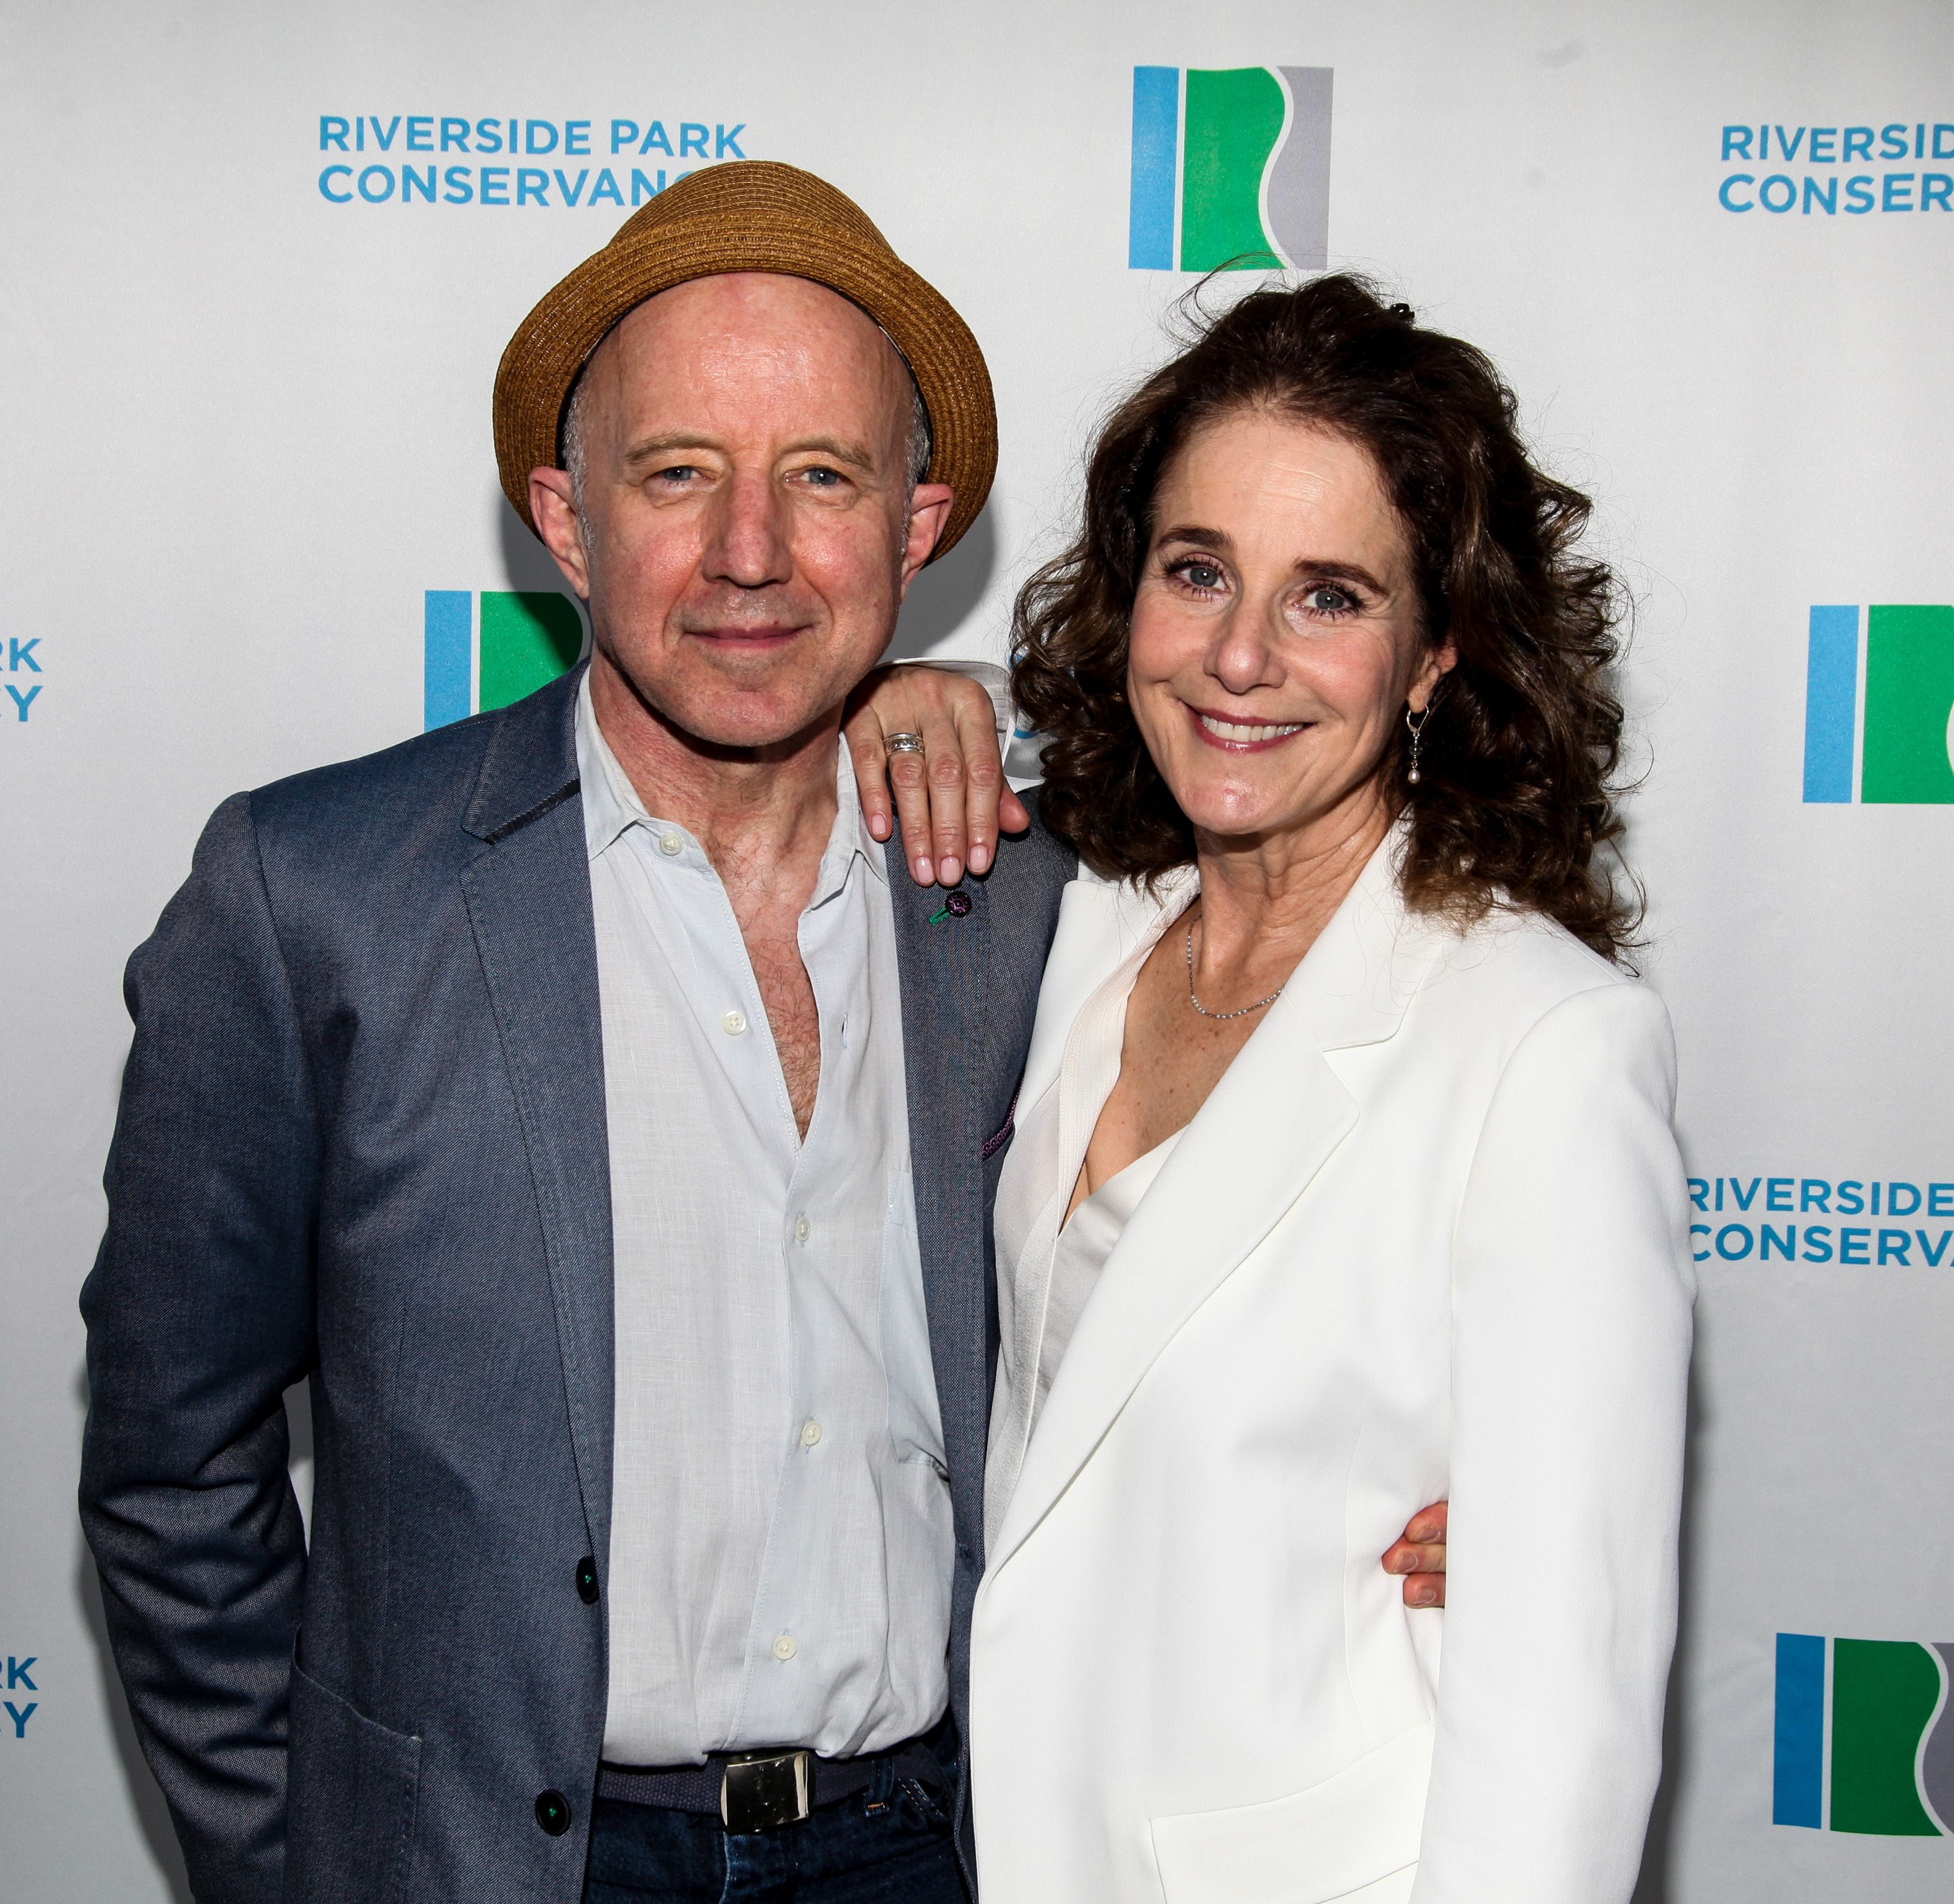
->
[984, 868, 1190, 1537]
[1013, 871, 1172, 1121]
[458, 669, 616, 1569]
[987, 832, 1443, 1574]
[886, 822, 995, 1559]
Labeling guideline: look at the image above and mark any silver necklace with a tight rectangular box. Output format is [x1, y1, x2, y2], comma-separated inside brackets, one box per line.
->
[1185, 921, 1284, 1021]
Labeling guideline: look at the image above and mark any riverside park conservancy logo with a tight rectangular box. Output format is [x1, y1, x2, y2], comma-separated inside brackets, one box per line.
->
[1688, 1172, 1953, 1268]
[1, 634, 41, 727]
[424, 591, 584, 730]
[1719, 119, 1954, 216]
[317, 112, 749, 209]
[1128, 65, 1331, 272]
[1776, 1633, 1954, 1835]
[1804, 604, 1954, 804]
[1, 1654, 35, 1739]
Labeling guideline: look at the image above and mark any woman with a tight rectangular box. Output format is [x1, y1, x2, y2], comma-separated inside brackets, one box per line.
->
[888, 276, 1693, 1903]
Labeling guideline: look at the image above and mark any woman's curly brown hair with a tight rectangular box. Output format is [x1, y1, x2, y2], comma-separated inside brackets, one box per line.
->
[1012, 273, 1639, 962]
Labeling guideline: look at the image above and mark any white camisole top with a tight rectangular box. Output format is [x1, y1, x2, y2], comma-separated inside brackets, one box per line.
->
[985, 886, 1197, 1545]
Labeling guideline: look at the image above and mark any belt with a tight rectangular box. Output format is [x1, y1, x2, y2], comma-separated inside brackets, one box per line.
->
[597, 1732, 949, 1834]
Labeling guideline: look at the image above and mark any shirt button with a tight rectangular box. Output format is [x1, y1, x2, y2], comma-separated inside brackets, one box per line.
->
[793, 1215, 811, 1243]
[535, 1789, 572, 1836]
[772, 1634, 799, 1661]
[722, 1010, 748, 1036]
[657, 831, 683, 857]
[800, 1419, 823, 1447]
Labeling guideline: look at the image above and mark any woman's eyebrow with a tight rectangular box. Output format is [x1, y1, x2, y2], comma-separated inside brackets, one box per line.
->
[1155, 524, 1232, 552]
[1159, 528, 1388, 595]
[1293, 558, 1387, 592]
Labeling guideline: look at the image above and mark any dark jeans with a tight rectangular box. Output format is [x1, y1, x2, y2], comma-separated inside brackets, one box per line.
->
[581, 1760, 963, 1903]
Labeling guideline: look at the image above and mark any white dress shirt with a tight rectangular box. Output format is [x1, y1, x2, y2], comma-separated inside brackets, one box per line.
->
[576, 675, 952, 1765]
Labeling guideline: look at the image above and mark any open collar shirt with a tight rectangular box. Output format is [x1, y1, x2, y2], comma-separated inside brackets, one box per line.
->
[576, 675, 952, 1766]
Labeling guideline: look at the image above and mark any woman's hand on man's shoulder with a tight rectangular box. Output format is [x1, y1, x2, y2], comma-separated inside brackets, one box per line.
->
[844, 662, 1029, 887]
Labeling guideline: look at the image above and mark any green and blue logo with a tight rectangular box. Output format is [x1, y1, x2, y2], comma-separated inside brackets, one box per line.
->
[1804, 604, 1954, 803]
[1128, 65, 1333, 273]
[423, 590, 584, 730]
[1775, 1632, 1954, 1834]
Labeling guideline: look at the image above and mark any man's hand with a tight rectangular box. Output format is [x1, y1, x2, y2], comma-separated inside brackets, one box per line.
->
[844, 665, 1029, 887]
[1383, 1501, 1448, 1608]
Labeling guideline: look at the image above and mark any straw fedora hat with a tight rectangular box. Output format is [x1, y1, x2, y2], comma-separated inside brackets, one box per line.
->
[493, 160, 996, 563]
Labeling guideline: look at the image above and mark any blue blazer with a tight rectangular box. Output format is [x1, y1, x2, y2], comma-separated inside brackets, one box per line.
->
[79, 667, 1075, 1904]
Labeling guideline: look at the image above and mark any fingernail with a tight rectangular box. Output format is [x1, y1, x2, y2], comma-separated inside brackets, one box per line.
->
[1386, 1554, 1408, 1574]
[914, 857, 933, 883]
[869, 814, 889, 840]
[940, 857, 962, 885]
[969, 842, 990, 873]
[1409, 1583, 1436, 1606]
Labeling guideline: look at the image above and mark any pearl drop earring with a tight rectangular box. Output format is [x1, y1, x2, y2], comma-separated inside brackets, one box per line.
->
[1405, 703, 1432, 786]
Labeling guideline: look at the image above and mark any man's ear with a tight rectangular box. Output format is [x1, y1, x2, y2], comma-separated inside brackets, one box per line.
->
[898, 483, 955, 597]
[529, 468, 591, 601]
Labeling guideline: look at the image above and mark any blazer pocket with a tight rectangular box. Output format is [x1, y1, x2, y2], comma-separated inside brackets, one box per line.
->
[1150, 1722, 1432, 1904]
[285, 1656, 423, 1904]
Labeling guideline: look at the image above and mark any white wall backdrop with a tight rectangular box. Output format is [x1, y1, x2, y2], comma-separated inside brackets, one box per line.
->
[4, 1, 1951, 1896]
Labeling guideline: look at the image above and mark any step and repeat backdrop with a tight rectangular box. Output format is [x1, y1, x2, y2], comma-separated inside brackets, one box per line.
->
[3, 1, 1950, 1897]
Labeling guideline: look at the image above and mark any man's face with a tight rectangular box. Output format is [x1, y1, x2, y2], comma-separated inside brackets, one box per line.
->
[530, 272, 950, 752]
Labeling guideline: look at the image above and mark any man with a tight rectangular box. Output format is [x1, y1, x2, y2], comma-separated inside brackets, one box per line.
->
[81, 162, 1447, 1904]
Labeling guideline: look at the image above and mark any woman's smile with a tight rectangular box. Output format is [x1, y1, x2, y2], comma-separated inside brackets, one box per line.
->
[1187, 705, 1311, 750]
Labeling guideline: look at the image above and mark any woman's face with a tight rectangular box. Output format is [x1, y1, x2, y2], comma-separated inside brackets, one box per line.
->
[1127, 409, 1454, 847]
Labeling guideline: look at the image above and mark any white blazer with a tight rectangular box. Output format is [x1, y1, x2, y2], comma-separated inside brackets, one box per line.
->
[970, 834, 1695, 1904]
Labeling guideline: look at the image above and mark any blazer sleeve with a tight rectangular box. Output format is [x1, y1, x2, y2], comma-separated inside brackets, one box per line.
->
[1410, 980, 1696, 1904]
[79, 791, 319, 1904]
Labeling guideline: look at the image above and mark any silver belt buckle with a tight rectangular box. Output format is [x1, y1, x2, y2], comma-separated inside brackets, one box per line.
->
[720, 1750, 813, 1833]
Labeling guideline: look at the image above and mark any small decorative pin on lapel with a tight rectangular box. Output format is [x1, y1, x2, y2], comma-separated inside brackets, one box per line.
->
[927, 890, 974, 925]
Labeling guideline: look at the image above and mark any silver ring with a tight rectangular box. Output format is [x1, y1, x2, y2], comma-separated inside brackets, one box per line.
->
[885, 733, 926, 754]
